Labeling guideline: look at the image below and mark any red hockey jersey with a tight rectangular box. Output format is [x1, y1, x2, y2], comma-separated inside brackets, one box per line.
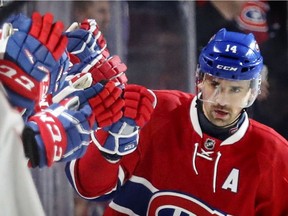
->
[66, 90, 288, 215]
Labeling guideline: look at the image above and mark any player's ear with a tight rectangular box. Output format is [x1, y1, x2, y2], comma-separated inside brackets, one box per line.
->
[197, 82, 204, 91]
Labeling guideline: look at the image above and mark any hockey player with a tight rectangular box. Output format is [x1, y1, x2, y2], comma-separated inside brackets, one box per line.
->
[65, 28, 288, 215]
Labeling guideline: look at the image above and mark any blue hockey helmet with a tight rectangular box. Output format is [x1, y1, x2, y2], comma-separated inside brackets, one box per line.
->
[198, 28, 263, 80]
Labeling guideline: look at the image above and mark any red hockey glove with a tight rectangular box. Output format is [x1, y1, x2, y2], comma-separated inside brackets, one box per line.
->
[93, 84, 156, 161]
[88, 80, 124, 128]
[53, 73, 124, 128]
[67, 53, 128, 88]
[89, 54, 128, 87]
[123, 84, 156, 127]
[0, 12, 68, 119]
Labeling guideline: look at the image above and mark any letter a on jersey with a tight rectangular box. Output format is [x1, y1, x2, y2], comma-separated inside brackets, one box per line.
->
[222, 168, 239, 193]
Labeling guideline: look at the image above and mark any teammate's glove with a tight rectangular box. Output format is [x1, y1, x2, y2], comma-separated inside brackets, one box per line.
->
[22, 80, 124, 168]
[89, 54, 128, 87]
[53, 72, 124, 128]
[93, 84, 156, 161]
[65, 19, 109, 65]
[0, 12, 68, 118]
[66, 52, 128, 89]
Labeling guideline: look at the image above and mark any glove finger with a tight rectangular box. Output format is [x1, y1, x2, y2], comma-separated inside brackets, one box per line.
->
[53, 36, 68, 60]
[79, 19, 90, 31]
[125, 97, 139, 108]
[91, 57, 126, 83]
[89, 82, 121, 107]
[97, 34, 108, 49]
[97, 112, 117, 128]
[97, 112, 122, 128]
[138, 103, 153, 120]
[46, 21, 65, 53]
[140, 97, 154, 114]
[124, 84, 144, 92]
[102, 87, 123, 108]
[112, 110, 123, 123]
[115, 62, 127, 74]
[135, 96, 155, 126]
[87, 82, 104, 97]
[39, 13, 54, 45]
[140, 90, 155, 104]
[110, 73, 128, 86]
[29, 12, 42, 38]
[124, 91, 141, 102]
[94, 98, 124, 120]
[97, 109, 123, 128]
[135, 115, 147, 128]
[125, 85, 155, 103]
[96, 99, 124, 127]
[124, 106, 137, 120]
[7, 14, 30, 32]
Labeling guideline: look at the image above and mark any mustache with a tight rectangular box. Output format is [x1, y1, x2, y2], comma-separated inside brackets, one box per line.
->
[212, 104, 230, 112]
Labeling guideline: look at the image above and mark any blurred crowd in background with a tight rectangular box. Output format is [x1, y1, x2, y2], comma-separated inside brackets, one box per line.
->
[4, 1, 287, 215]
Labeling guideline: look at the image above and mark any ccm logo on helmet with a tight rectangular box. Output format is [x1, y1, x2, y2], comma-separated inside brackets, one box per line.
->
[216, 65, 238, 71]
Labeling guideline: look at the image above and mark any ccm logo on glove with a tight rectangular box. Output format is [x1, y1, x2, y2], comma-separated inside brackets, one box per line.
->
[0, 59, 39, 99]
[28, 110, 67, 167]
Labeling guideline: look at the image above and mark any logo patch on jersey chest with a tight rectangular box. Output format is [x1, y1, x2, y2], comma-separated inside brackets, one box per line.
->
[204, 138, 215, 150]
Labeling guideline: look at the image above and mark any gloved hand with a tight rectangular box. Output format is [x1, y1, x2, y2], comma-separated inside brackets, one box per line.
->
[93, 84, 156, 161]
[65, 18, 109, 65]
[54, 72, 125, 129]
[65, 52, 128, 89]
[23, 79, 124, 168]
[0, 12, 68, 119]
[89, 54, 128, 87]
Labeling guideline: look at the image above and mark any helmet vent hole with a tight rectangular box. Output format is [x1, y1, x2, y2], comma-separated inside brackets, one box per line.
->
[219, 54, 238, 60]
[204, 57, 213, 67]
[241, 67, 248, 72]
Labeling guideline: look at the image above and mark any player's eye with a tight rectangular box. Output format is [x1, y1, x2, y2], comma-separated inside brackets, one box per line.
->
[230, 86, 242, 93]
[209, 80, 220, 88]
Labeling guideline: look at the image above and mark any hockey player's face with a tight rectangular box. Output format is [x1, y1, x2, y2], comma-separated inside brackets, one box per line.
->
[199, 75, 252, 127]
